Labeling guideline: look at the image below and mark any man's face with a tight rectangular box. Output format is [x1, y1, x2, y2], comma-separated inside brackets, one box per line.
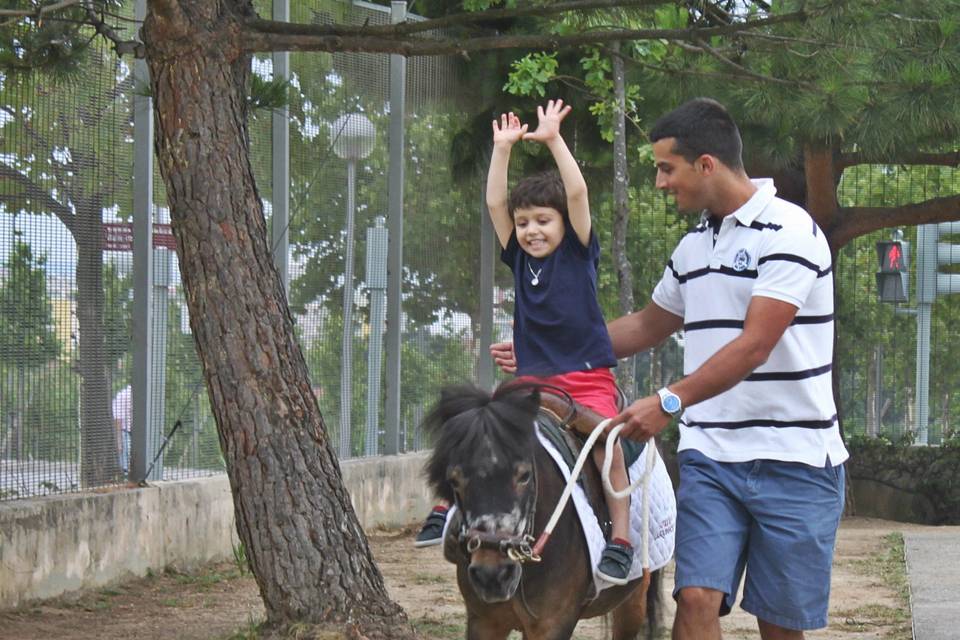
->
[653, 138, 709, 213]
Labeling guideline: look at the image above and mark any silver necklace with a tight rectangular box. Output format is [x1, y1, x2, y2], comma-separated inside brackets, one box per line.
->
[527, 260, 542, 286]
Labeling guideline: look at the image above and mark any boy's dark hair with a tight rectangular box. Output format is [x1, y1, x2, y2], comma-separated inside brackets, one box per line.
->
[649, 98, 743, 171]
[508, 171, 568, 219]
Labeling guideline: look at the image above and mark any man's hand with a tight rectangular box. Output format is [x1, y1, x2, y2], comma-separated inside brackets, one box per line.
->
[522, 99, 572, 144]
[489, 341, 517, 374]
[492, 112, 527, 148]
[606, 394, 671, 442]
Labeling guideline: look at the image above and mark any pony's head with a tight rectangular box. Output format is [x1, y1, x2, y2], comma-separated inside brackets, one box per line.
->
[424, 383, 541, 602]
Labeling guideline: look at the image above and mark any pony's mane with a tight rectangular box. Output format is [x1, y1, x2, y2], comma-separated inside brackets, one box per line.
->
[424, 383, 541, 503]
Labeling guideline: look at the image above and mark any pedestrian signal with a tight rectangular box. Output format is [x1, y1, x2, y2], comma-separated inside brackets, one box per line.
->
[876, 240, 909, 303]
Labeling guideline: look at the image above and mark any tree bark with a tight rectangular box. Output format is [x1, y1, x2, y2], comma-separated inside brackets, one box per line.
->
[802, 143, 840, 237]
[142, 0, 410, 635]
[610, 43, 636, 397]
[74, 199, 119, 486]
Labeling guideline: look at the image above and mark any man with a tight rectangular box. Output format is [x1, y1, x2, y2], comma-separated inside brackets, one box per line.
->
[491, 98, 847, 640]
[113, 384, 132, 475]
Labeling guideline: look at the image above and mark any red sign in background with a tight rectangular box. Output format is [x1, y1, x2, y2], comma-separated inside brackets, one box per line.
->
[103, 222, 176, 251]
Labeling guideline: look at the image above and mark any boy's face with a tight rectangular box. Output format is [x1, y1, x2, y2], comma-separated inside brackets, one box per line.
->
[513, 206, 565, 258]
[653, 138, 711, 213]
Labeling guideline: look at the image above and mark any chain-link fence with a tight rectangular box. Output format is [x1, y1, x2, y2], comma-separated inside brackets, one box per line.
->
[2, 1, 959, 502]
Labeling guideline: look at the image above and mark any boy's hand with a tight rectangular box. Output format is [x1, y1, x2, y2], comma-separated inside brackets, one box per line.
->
[489, 341, 517, 374]
[492, 112, 527, 147]
[523, 99, 572, 144]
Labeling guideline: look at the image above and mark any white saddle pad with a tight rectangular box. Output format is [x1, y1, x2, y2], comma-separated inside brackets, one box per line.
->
[534, 426, 677, 595]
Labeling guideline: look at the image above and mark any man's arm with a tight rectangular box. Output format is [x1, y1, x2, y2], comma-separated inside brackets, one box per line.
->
[489, 301, 681, 374]
[522, 99, 590, 246]
[486, 112, 527, 249]
[609, 295, 799, 441]
[607, 302, 683, 358]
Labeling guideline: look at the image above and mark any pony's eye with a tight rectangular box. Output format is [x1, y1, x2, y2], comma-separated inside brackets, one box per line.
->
[516, 470, 532, 486]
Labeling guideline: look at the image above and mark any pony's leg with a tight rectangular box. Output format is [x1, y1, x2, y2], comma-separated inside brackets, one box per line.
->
[611, 569, 652, 640]
[519, 616, 579, 640]
[466, 611, 513, 640]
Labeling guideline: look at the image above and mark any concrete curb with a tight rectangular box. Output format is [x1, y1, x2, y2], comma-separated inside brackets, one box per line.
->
[904, 529, 960, 640]
[0, 451, 433, 608]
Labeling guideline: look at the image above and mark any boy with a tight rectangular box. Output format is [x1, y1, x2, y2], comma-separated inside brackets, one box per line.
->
[417, 99, 634, 585]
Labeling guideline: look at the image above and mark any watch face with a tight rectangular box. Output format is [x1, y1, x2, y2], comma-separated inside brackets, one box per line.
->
[662, 394, 681, 414]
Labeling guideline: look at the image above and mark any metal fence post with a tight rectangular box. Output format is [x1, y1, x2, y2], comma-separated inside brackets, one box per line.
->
[478, 181, 494, 391]
[383, 0, 407, 455]
[271, 0, 290, 294]
[131, 0, 157, 482]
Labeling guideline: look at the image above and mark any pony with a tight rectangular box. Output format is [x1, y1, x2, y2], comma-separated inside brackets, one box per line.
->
[424, 383, 661, 640]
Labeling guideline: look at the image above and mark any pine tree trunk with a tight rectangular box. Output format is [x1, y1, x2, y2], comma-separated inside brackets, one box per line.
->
[610, 43, 636, 398]
[74, 206, 118, 486]
[142, 1, 410, 634]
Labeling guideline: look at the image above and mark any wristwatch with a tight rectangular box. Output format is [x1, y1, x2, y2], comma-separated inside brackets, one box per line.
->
[657, 387, 683, 417]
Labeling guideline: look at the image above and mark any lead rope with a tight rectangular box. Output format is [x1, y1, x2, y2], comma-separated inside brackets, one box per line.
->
[532, 419, 657, 573]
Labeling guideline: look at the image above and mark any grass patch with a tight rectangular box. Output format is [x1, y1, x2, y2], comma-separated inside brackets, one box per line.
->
[846, 532, 912, 640]
[410, 573, 447, 585]
[223, 615, 265, 640]
[411, 615, 466, 639]
[852, 532, 910, 602]
[172, 568, 241, 588]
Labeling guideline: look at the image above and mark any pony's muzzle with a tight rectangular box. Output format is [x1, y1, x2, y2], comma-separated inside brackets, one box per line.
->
[468, 550, 521, 602]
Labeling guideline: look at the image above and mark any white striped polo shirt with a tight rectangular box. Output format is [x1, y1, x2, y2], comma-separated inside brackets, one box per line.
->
[652, 179, 849, 467]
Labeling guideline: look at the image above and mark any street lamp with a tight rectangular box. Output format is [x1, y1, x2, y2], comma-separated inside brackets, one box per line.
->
[330, 113, 376, 460]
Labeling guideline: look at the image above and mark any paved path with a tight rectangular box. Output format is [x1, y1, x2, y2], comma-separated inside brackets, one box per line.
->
[904, 529, 960, 640]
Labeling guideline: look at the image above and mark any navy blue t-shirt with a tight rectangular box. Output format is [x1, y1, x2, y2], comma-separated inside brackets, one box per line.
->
[501, 226, 616, 377]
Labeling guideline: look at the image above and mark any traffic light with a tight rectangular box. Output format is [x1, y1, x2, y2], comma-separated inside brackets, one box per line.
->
[917, 221, 960, 303]
[876, 240, 909, 303]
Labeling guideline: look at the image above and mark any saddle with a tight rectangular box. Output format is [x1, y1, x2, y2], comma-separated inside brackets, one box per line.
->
[536, 393, 646, 540]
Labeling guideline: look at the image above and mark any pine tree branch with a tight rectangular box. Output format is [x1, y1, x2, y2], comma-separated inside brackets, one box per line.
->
[242, 10, 811, 56]
[0, 0, 82, 18]
[832, 195, 960, 250]
[687, 37, 810, 88]
[80, 0, 142, 57]
[837, 151, 960, 171]
[247, 0, 677, 40]
[0, 162, 76, 234]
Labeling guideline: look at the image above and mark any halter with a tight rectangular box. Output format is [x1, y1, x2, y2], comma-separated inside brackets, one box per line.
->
[452, 383, 578, 564]
[455, 457, 542, 564]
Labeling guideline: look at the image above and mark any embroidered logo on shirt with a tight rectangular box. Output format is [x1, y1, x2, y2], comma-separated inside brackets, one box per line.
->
[733, 248, 751, 272]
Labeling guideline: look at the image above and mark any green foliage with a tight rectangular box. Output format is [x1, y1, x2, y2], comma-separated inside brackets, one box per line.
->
[0, 232, 59, 368]
[247, 74, 291, 114]
[503, 52, 559, 98]
[846, 434, 960, 524]
[232, 540, 250, 576]
[0, 1, 124, 81]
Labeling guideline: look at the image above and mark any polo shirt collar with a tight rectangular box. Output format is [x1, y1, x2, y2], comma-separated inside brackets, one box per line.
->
[698, 178, 777, 227]
[732, 178, 776, 226]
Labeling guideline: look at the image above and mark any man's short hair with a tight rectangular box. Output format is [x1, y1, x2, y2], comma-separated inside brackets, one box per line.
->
[509, 171, 568, 219]
[649, 98, 744, 171]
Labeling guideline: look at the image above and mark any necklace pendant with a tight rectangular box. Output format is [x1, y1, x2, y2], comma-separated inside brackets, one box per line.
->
[531, 276, 539, 286]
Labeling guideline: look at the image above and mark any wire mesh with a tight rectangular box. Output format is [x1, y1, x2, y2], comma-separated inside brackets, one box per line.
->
[4, 2, 960, 503]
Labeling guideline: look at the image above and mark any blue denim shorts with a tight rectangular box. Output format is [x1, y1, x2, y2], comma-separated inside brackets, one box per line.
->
[673, 449, 845, 630]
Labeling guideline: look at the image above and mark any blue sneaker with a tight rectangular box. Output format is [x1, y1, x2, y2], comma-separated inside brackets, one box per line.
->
[597, 539, 633, 585]
[413, 508, 448, 548]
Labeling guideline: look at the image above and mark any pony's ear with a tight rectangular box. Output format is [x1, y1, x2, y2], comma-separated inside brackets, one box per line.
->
[521, 387, 540, 417]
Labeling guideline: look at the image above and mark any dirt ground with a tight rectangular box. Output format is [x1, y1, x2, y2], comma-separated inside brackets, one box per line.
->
[0, 516, 919, 640]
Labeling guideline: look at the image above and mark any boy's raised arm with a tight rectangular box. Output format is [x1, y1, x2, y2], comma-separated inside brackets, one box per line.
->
[523, 99, 591, 246]
[486, 112, 527, 249]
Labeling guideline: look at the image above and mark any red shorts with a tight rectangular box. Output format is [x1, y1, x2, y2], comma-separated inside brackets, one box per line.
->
[516, 368, 618, 418]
